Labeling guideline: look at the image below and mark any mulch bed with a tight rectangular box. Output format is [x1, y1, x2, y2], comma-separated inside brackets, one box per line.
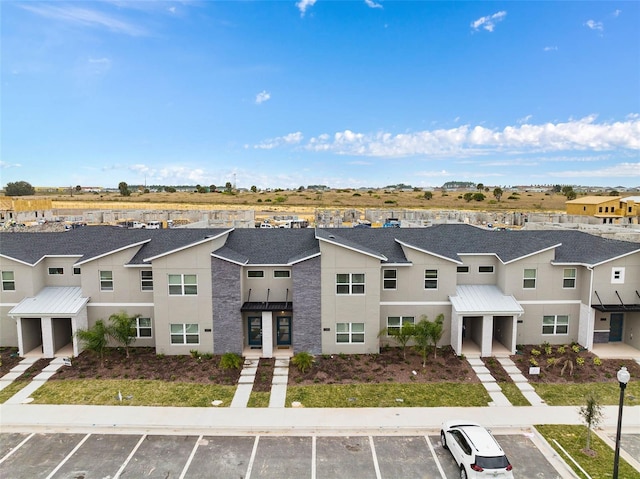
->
[0, 347, 22, 376]
[481, 357, 512, 382]
[252, 358, 275, 392]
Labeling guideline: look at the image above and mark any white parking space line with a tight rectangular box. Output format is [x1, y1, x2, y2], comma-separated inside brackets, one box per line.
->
[114, 434, 146, 479]
[425, 435, 447, 479]
[0, 432, 34, 465]
[245, 435, 260, 479]
[179, 434, 203, 479]
[369, 435, 382, 479]
[311, 435, 317, 479]
[45, 433, 91, 479]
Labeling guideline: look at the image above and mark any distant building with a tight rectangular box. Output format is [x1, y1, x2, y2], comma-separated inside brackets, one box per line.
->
[566, 196, 640, 225]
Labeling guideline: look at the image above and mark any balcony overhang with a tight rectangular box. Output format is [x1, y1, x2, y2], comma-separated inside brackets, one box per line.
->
[241, 301, 292, 312]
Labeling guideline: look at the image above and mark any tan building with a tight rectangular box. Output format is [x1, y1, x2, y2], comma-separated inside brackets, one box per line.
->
[566, 195, 640, 224]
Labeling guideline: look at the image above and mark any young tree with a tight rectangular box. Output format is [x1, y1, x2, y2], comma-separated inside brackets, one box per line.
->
[378, 321, 415, 359]
[108, 311, 138, 358]
[578, 392, 603, 453]
[413, 319, 432, 367]
[423, 191, 433, 200]
[118, 182, 131, 197]
[5, 181, 35, 196]
[427, 314, 445, 358]
[493, 187, 503, 201]
[75, 320, 111, 368]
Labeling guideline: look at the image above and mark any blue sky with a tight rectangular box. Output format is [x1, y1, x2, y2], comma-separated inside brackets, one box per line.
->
[2, 1, 639, 190]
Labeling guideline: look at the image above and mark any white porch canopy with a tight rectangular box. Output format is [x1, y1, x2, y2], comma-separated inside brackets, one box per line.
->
[9, 287, 89, 317]
[450, 285, 523, 316]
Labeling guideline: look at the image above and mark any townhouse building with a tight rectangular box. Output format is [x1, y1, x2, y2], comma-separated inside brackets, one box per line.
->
[566, 195, 640, 224]
[1, 225, 639, 360]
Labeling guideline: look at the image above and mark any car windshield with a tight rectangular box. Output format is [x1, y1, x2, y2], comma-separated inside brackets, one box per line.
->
[476, 455, 510, 469]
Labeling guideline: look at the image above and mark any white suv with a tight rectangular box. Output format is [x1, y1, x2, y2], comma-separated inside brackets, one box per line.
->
[441, 420, 514, 479]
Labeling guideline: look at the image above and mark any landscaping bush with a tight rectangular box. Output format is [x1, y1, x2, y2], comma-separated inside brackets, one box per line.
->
[220, 352, 243, 370]
[292, 352, 314, 373]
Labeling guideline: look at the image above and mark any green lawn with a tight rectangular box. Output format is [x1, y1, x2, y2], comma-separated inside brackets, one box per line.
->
[498, 382, 530, 406]
[247, 391, 271, 407]
[533, 382, 640, 406]
[536, 425, 640, 479]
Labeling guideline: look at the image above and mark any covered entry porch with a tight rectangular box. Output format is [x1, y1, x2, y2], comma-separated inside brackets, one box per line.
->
[449, 285, 524, 358]
[8, 287, 89, 359]
[241, 301, 294, 358]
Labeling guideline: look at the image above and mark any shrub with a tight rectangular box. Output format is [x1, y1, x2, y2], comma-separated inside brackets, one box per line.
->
[547, 357, 557, 366]
[531, 348, 541, 356]
[542, 342, 552, 355]
[571, 344, 581, 353]
[576, 357, 585, 367]
[190, 349, 200, 358]
[530, 358, 539, 367]
[557, 345, 566, 354]
[220, 352, 243, 370]
[593, 357, 602, 366]
[292, 352, 314, 373]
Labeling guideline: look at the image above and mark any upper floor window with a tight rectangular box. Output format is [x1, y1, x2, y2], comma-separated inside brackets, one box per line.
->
[247, 270, 264, 278]
[1, 271, 15, 291]
[563, 268, 576, 289]
[274, 270, 290, 278]
[99, 270, 113, 291]
[48, 267, 64, 275]
[168, 274, 197, 295]
[170, 323, 199, 344]
[336, 322, 365, 343]
[611, 267, 625, 284]
[479, 266, 494, 274]
[542, 315, 569, 335]
[134, 317, 152, 338]
[73, 267, 81, 275]
[141, 270, 153, 291]
[386, 316, 414, 335]
[456, 266, 469, 274]
[383, 269, 397, 290]
[336, 273, 365, 295]
[523, 269, 537, 289]
[424, 269, 438, 289]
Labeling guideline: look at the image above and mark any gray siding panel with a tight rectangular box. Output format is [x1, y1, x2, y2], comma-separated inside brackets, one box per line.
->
[212, 257, 243, 354]
[293, 256, 322, 355]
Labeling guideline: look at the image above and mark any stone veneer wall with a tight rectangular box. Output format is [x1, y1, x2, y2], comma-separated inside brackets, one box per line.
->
[211, 257, 243, 354]
[292, 256, 322, 355]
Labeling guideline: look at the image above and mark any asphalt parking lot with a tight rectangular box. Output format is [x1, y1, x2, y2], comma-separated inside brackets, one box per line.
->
[0, 431, 575, 479]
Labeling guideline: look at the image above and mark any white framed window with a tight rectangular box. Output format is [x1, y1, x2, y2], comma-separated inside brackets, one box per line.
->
[168, 274, 197, 295]
[456, 266, 469, 274]
[73, 267, 81, 275]
[247, 270, 264, 278]
[424, 269, 438, 289]
[170, 323, 199, 344]
[523, 269, 536, 289]
[611, 267, 625, 284]
[383, 269, 397, 290]
[336, 273, 365, 295]
[141, 270, 153, 291]
[336, 322, 365, 343]
[542, 315, 569, 335]
[386, 316, 415, 335]
[134, 317, 152, 338]
[563, 268, 576, 288]
[274, 270, 290, 278]
[99, 270, 113, 291]
[479, 266, 494, 274]
[1, 271, 15, 291]
[48, 267, 64, 275]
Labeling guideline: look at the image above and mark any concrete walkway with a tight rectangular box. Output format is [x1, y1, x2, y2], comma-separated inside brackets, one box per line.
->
[498, 357, 546, 406]
[467, 357, 512, 406]
[269, 358, 290, 408]
[3, 357, 66, 404]
[230, 358, 259, 408]
[0, 357, 41, 392]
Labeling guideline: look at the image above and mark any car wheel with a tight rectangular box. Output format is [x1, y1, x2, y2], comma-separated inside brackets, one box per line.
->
[440, 430, 448, 450]
[460, 466, 468, 479]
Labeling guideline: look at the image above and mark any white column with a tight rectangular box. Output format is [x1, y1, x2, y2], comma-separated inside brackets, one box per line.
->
[450, 309, 462, 355]
[481, 315, 494, 357]
[16, 317, 24, 357]
[510, 316, 518, 355]
[41, 316, 55, 358]
[262, 311, 273, 358]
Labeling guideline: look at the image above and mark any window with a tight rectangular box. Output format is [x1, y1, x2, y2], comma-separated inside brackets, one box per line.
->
[563, 268, 576, 288]
[542, 315, 569, 335]
[134, 317, 152, 338]
[387, 316, 414, 335]
[611, 267, 625, 284]
[48, 267, 64, 275]
[336, 322, 365, 343]
[479, 266, 494, 273]
[170, 323, 199, 344]
[424, 269, 438, 289]
[141, 270, 153, 291]
[274, 270, 290, 278]
[247, 270, 264, 278]
[1, 271, 15, 291]
[383, 269, 397, 290]
[168, 274, 197, 295]
[99, 270, 113, 291]
[523, 269, 536, 289]
[336, 273, 365, 294]
[456, 266, 469, 274]
[73, 267, 81, 275]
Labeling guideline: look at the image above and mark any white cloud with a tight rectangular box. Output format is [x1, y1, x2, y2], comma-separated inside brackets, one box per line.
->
[517, 115, 533, 124]
[296, 0, 317, 17]
[612, 9, 622, 17]
[0, 160, 22, 169]
[364, 0, 383, 9]
[549, 162, 640, 179]
[585, 19, 603, 32]
[254, 132, 304, 149]
[471, 11, 507, 32]
[544, 46, 558, 52]
[255, 90, 271, 105]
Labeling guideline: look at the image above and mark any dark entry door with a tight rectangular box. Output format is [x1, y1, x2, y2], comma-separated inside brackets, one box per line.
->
[248, 317, 262, 346]
[277, 316, 292, 346]
[609, 314, 623, 342]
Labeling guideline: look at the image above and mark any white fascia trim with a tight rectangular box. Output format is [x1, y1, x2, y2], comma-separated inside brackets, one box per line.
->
[87, 302, 155, 307]
[501, 243, 562, 265]
[396, 240, 462, 264]
[210, 253, 248, 266]
[0, 302, 19, 307]
[35, 255, 84, 267]
[288, 252, 321, 265]
[0, 254, 37, 267]
[382, 263, 413, 267]
[75, 240, 151, 266]
[124, 264, 151, 268]
[590, 248, 640, 268]
[317, 236, 387, 261]
[380, 301, 452, 306]
[144, 229, 233, 262]
[518, 300, 582, 305]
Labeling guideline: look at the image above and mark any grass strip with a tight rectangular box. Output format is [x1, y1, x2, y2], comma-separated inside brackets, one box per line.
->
[286, 383, 490, 408]
[31, 380, 236, 407]
[247, 391, 271, 408]
[497, 382, 530, 406]
[535, 424, 640, 479]
[533, 382, 640, 406]
[0, 380, 30, 404]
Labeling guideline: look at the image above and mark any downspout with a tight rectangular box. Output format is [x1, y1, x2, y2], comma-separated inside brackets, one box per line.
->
[586, 265, 595, 350]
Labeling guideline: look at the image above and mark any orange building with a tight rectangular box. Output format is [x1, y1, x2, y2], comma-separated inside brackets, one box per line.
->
[566, 196, 640, 224]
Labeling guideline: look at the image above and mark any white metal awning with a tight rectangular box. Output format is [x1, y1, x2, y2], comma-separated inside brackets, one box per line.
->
[449, 285, 524, 315]
[8, 287, 89, 317]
